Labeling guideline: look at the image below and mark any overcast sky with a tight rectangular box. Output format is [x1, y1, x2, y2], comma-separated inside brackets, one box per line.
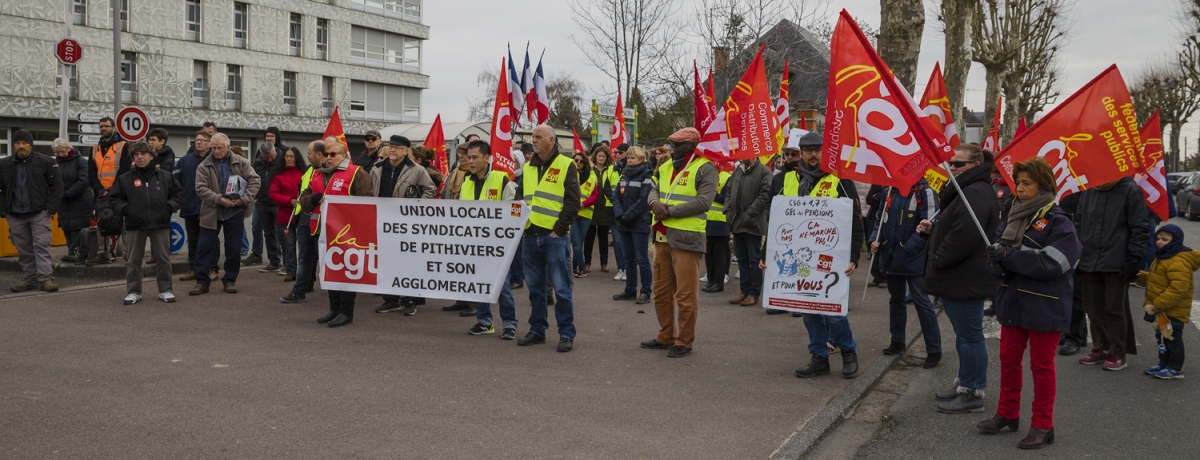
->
[421, 0, 1200, 143]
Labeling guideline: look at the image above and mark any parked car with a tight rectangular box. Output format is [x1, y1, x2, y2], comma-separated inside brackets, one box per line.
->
[1168, 171, 1195, 190]
[1175, 173, 1200, 220]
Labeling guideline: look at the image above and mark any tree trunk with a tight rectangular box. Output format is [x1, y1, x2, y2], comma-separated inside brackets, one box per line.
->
[942, 0, 974, 140]
[983, 64, 1006, 127]
[1001, 82, 1023, 146]
[1170, 122, 1183, 172]
[878, 0, 926, 94]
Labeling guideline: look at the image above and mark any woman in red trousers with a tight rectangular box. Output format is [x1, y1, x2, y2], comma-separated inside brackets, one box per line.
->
[977, 158, 1081, 449]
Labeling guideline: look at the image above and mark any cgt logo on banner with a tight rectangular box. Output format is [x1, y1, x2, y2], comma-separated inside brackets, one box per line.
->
[318, 196, 529, 303]
[763, 196, 853, 316]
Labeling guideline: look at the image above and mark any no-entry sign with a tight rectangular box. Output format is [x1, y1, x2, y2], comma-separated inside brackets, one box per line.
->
[116, 106, 149, 141]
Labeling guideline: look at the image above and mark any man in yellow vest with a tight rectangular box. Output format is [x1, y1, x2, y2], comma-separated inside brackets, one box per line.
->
[760, 130, 864, 378]
[456, 140, 520, 338]
[702, 168, 732, 293]
[280, 140, 327, 303]
[515, 124, 580, 352]
[641, 127, 719, 358]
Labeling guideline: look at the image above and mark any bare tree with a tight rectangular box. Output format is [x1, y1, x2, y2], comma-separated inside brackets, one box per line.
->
[569, 0, 681, 102]
[998, 0, 1070, 144]
[466, 66, 588, 133]
[1015, 46, 1063, 124]
[972, 0, 1024, 123]
[938, 0, 975, 137]
[878, 0, 926, 94]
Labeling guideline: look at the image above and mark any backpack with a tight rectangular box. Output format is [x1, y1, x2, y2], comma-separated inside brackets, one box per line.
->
[95, 197, 124, 236]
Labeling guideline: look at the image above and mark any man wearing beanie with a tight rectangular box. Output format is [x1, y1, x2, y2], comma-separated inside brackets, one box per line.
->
[0, 129, 65, 292]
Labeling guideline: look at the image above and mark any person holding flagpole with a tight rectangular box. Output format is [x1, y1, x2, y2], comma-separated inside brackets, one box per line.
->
[759, 130, 864, 378]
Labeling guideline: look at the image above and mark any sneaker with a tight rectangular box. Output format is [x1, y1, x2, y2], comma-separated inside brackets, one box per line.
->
[636, 292, 651, 304]
[735, 270, 740, 279]
[613, 291, 636, 300]
[400, 299, 418, 316]
[1145, 364, 1165, 375]
[468, 323, 495, 335]
[280, 292, 306, 303]
[158, 291, 177, 303]
[620, 271, 627, 281]
[699, 274, 709, 282]
[260, 263, 280, 272]
[241, 254, 263, 265]
[1151, 367, 1185, 379]
[724, 274, 729, 283]
[278, 268, 287, 275]
[615, 269, 625, 280]
[501, 328, 517, 340]
[1078, 349, 1109, 365]
[179, 270, 196, 281]
[123, 293, 142, 305]
[1102, 357, 1128, 371]
[375, 301, 403, 313]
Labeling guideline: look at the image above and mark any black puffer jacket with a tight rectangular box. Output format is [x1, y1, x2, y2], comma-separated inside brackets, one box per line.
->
[923, 165, 1000, 301]
[153, 145, 177, 173]
[108, 166, 183, 231]
[56, 150, 94, 232]
[0, 152, 63, 217]
[253, 155, 277, 209]
[1073, 176, 1149, 273]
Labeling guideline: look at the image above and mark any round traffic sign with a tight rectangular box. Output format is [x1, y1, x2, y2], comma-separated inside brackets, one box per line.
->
[56, 38, 82, 64]
[116, 106, 149, 141]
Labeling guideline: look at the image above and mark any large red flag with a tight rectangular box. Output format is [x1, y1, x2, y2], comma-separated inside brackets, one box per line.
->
[776, 60, 791, 145]
[610, 94, 626, 148]
[694, 61, 716, 131]
[572, 128, 586, 155]
[700, 46, 781, 162]
[995, 65, 1144, 200]
[489, 58, 517, 180]
[982, 98, 1002, 153]
[322, 106, 349, 150]
[1015, 117, 1028, 138]
[425, 114, 449, 194]
[1135, 112, 1169, 221]
[821, 10, 953, 192]
[705, 69, 717, 115]
[917, 63, 959, 192]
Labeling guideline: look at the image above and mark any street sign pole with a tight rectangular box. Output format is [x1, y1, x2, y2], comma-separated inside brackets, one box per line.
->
[112, 0, 121, 118]
[59, 0, 71, 139]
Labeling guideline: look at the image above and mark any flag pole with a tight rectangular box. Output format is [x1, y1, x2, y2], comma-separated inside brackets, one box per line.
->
[941, 162, 991, 243]
[862, 187, 889, 302]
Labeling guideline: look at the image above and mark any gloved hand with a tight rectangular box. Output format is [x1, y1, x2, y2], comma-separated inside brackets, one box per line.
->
[310, 193, 324, 205]
[986, 244, 1008, 263]
[988, 258, 1007, 280]
[1119, 261, 1139, 281]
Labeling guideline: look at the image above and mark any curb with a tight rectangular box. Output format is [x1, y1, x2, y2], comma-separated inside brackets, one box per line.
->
[770, 309, 937, 460]
[0, 257, 191, 278]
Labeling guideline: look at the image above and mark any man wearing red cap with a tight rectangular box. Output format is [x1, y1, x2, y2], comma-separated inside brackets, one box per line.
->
[640, 127, 718, 358]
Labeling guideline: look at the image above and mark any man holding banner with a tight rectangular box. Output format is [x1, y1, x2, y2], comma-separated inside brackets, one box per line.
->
[460, 140, 520, 339]
[761, 131, 864, 378]
[370, 135, 436, 316]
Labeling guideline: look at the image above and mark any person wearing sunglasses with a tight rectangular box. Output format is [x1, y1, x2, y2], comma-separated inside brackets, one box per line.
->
[915, 143, 1002, 414]
[353, 129, 384, 172]
[760, 129, 864, 379]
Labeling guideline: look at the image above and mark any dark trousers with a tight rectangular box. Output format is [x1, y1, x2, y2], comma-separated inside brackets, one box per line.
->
[732, 233, 762, 297]
[328, 290, 357, 315]
[184, 215, 219, 272]
[510, 240, 525, 284]
[1157, 318, 1187, 371]
[291, 220, 318, 296]
[64, 229, 88, 261]
[584, 223, 611, 266]
[254, 206, 281, 264]
[887, 274, 942, 353]
[1081, 271, 1138, 358]
[704, 234, 730, 284]
[1062, 271, 1089, 346]
[193, 216, 245, 285]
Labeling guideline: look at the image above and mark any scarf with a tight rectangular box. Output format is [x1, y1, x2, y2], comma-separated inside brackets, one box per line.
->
[999, 191, 1055, 247]
[1156, 224, 1190, 260]
[797, 161, 824, 194]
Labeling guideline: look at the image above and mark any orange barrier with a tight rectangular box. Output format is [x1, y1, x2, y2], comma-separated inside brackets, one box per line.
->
[0, 216, 68, 257]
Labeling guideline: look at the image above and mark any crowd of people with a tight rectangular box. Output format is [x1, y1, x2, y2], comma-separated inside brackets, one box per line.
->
[1, 119, 1194, 450]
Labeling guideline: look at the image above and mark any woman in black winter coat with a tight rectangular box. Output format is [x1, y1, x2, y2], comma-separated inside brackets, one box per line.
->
[611, 146, 653, 304]
[52, 139, 94, 263]
[916, 144, 999, 414]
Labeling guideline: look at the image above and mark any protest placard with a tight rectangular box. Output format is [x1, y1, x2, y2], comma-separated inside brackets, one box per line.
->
[317, 196, 528, 303]
[763, 196, 853, 316]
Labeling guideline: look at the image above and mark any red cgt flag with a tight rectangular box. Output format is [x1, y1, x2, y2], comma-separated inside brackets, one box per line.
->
[610, 94, 626, 148]
[1135, 111, 1169, 221]
[322, 106, 349, 150]
[489, 58, 517, 180]
[776, 60, 791, 144]
[694, 61, 716, 131]
[572, 128, 586, 155]
[995, 65, 1144, 200]
[1015, 117, 1028, 138]
[917, 63, 959, 192]
[425, 114, 449, 177]
[701, 45, 781, 162]
[821, 10, 953, 193]
[982, 98, 1001, 153]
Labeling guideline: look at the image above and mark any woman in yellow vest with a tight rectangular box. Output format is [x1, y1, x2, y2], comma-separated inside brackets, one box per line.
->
[702, 169, 732, 293]
[584, 146, 623, 276]
[572, 152, 599, 278]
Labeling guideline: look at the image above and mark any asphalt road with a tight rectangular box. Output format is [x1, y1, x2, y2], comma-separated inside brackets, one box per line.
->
[819, 214, 1200, 459]
[0, 248, 899, 459]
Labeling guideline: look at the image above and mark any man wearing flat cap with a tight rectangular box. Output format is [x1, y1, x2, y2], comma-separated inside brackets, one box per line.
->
[371, 134, 436, 316]
[354, 129, 385, 172]
[640, 127, 718, 358]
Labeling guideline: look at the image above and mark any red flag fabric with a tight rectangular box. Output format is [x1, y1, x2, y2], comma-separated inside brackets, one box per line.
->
[489, 58, 516, 180]
[705, 69, 717, 115]
[1135, 111, 1169, 221]
[982, 98, 1002, 153]
[694, 61, 716, 131]
[610, 94, 626, 148]
[1015, 117, 1028, 138]
[917, 63, 960, 192]
[821, 10, 953, 192]
[425, 114, 449, 179]
[572, 128, 586, 155]
[709, 45, 781, 161]
[799, 112, 808, 131]
[776, 60, 791, 144]
[995, 65, 1144, 200]
[322, 106, 349, 150]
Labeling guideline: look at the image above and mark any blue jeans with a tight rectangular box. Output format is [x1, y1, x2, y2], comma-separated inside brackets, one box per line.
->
[614, 229, 651, 294]
[276, 223, 296, 277]
[887, 275, 942, 353]
[242, 227, 250, 255]
[570, 218, 591, 269]
[510, 240, 525, 284]
[612, 229, 626, 271]
[254, 206, 281, 264]
[942, 298, 988, 389]
[291, 219, 318, 295]
[733, 233, 763, 296]
[803, 314, 856, 357]
[194, 216, 245, 285]
[522, 234, 576, 339]
[477, 270, 518, 330]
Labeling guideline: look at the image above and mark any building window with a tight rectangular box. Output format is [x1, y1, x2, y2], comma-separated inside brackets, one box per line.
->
[316, 19, 328, 60]
[289, 13, 302, 56]
[349, 80, 420, 122]
[185, 0, 202, 41]
[283, 72, 298, 114]
[226, 65, 242, 111]
[72, 0, 86, 25]
[322, 77, 334, 116]
[56, 63, 78, 99]
[193, 61, 209, 108]
[350, 0, 421, 23]
[119, 0, 128, 32]
[120, 52, 137, 103]
[233, 3, 248, 48]
[350, 26, 421, 72]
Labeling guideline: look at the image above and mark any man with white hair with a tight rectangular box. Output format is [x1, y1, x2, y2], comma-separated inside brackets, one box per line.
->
[190, 133, 261, 295]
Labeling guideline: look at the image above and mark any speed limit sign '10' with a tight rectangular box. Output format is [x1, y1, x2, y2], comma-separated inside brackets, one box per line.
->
[116, 106, 149, 141]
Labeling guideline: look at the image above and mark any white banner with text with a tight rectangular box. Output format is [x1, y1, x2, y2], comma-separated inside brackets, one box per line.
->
[763, 196, 852, 316]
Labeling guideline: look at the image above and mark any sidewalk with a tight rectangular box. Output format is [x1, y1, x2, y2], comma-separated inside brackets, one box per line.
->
[0, 245, 191, 296]
[812, 287, 1200, 459]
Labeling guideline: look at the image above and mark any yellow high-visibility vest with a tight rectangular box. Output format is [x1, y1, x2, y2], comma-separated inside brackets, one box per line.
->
[578, 172, 597, 220]
[521, 154, 575, 230]
[460, 169, 508, 201]
[707, 171, 730, 222]
[656, 156, 712, 233]
[782, 171, 841, 198]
